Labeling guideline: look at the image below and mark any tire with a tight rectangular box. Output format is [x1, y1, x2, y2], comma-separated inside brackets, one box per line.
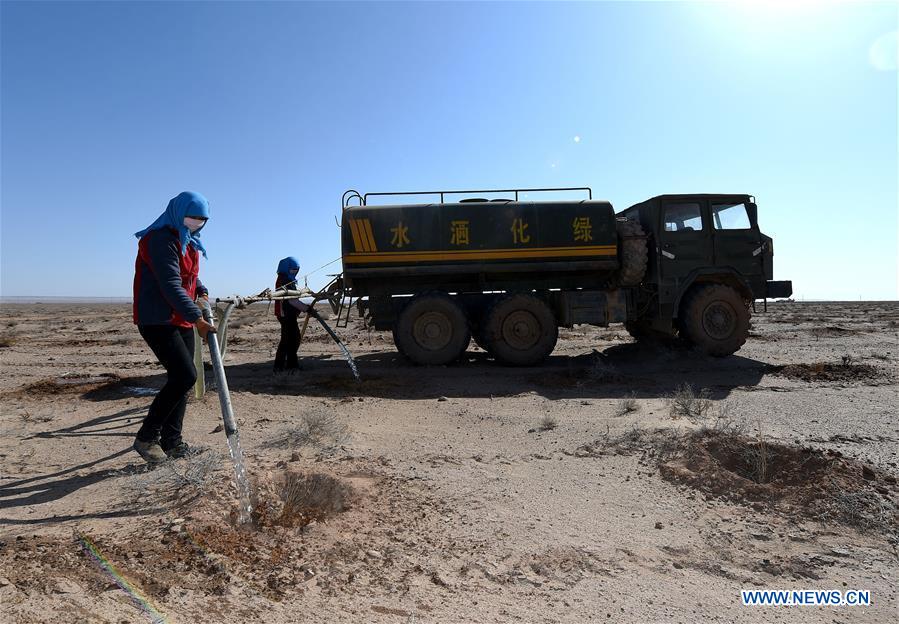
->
[616, 219, 648, 286]
[679, 284, 750, 356]
[484, 294, 558, 366]
[393, 293, 471, 365]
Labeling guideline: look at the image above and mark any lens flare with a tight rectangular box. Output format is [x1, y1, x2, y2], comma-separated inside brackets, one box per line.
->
[78, 535, 166, 624]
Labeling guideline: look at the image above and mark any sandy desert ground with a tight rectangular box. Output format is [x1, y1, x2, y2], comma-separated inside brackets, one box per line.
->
[0, 300, 897, 623]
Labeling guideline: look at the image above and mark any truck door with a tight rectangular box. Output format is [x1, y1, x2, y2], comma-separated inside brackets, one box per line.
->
[709, 200, 764, 288]
[658, 200, 712, 299]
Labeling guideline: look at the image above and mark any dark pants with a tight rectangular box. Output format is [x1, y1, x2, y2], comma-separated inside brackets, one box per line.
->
[275, 316, 300, 370]
[137, 324, 197, 450]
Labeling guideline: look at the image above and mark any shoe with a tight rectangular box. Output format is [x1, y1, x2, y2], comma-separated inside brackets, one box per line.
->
[133, 438, 167, 464]
[163, 441, 205, 459]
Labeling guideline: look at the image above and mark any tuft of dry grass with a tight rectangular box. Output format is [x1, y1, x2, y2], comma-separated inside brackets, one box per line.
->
[587, 356, 619, 382]
[539, 414, 558, 431]
[0, 334, 17, 348]
[667, 383, 712, 420]
[740, 418, 770, 484]
[615, 393, 639, 417]
[265, 409, 350, 453]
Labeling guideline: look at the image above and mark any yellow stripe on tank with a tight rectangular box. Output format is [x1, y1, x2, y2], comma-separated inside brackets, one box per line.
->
[348, 219, 367, 252]
[362, 219, 378, 251]
[344, 245, 617, 264]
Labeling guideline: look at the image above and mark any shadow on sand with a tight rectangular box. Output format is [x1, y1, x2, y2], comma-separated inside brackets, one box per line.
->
[0, 408, 158, 524]
[218, 342, 768, 401]
[27, 406, 146, 439]
[0, 447, 152, 523]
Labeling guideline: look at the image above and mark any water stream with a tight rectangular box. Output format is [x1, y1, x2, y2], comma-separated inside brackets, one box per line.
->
[334, 339, 361, 382]
[313, 314, 361, 382]
[225, 431, 253, 525]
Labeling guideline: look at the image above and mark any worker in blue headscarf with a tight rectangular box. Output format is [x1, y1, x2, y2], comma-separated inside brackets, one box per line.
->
[132, 191, 215, 463]
[273, 256, 310, 373]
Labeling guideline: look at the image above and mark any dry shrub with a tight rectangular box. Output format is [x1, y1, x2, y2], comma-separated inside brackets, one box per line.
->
[827, 483, 897, 535]
[615, 393, 639, 417]
[588, 356, 621, 382]
[539, 414, 558, 431]
[125, 450, 223, 505]
[699, 401, 746, 436]
[277, 472, 353, 527]
[0, 334, 17, 348]
[574, 425, 684, 462]
[667, 383, 712, 420]
[265, 409, 350, 452]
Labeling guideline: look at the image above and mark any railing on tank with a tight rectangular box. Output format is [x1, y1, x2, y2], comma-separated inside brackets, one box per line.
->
[341, 186, 593, 209]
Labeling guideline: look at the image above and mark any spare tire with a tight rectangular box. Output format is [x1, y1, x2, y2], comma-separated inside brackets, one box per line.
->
[616, 218, 648, 286]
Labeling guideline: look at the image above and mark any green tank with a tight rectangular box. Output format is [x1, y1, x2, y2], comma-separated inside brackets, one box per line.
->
[341, 198, 619, 292]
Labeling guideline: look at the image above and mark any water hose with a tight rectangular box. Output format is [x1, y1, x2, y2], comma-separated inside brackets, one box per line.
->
[307, 307, 361, 381]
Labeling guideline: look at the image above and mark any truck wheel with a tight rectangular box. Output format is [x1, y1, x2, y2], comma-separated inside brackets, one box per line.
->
[485, 294, 558, 366]
[680, 284, 750, 356]
[394, 293, 471, 365]
[616, 219, 648, 286]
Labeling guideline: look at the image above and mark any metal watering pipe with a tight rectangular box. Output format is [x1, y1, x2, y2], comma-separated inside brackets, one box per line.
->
[201, 300, 238, 436]
[200, 299, 253, 524]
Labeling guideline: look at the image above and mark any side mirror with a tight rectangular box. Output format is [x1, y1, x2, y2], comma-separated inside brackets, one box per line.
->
[746, 202, 758, 225]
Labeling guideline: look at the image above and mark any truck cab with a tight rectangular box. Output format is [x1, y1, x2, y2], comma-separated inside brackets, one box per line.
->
[618, 194, 792, 351]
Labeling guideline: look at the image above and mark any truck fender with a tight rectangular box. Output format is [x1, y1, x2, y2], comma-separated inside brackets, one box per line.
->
[672, 268, 753, 318]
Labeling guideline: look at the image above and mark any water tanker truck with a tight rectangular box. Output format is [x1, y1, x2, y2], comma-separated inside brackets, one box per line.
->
[330, 187, 792, 366]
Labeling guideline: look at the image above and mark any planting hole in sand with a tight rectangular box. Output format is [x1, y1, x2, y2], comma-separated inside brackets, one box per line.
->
[18, 373, 122, 396]
[581, 428, 899, 536]
[766, 360, 883, 383]
[659, 432, 899, 534]
[698, 434, 833, 486]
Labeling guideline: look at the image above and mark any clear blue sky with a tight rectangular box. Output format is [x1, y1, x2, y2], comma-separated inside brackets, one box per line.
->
[1, 1, 896, 300]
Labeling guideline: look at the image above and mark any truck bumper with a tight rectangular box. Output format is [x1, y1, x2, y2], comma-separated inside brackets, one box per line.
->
[765, 280, 793, 299]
